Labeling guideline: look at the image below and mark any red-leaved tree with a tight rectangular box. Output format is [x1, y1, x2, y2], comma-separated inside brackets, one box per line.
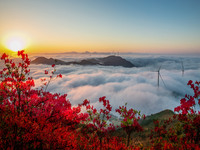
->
[150, 80, 200, 149]
[116, 103, 145, 147]
[0, 51, 88, 149]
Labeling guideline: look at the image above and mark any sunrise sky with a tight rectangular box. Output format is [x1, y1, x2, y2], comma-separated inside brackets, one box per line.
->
[0, 0, 200, 54]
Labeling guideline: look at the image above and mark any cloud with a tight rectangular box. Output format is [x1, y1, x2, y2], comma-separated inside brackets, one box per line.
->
[24, 54, 200, 115]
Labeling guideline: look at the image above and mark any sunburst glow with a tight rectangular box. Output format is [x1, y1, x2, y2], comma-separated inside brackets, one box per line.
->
[6, 38, 26, 52]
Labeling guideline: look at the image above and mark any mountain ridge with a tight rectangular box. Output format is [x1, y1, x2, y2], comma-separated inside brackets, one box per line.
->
[31, 55, 135, 68]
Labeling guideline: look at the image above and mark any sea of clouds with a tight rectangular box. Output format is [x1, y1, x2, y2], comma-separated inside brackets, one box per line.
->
[1, 53, 200, 115]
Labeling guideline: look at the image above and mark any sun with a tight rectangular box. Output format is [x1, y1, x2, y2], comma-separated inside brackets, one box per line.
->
[5, 37, 26, 52]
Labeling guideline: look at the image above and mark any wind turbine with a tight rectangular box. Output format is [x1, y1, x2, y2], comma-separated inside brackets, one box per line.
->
[181, 60, 184, 77]
[157, 66, 167, 88]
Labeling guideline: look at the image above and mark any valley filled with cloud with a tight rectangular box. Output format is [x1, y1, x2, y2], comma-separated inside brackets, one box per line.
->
[1, 53, 199, 115]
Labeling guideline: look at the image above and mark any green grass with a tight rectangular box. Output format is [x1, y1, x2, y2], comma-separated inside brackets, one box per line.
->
[140, 109, 174, 127]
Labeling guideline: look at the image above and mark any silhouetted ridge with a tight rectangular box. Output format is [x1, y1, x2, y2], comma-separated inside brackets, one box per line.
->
[31, 55, 135, 68]
[99, 56, 134, 67]
[31, 57, 67, 65]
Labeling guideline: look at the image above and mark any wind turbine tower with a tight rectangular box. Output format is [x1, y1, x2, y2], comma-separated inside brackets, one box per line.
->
[157, 66, 161, 87]
[157, 66, 166, 88]
[181, 60, 184, 77]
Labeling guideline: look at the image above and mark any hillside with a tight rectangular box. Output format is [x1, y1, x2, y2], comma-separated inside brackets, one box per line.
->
[140, 109, 175, 127]
[110, 109, 175, 147]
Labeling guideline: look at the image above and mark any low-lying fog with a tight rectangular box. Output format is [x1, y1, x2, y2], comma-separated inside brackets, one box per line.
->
[1, 53, 200, 115]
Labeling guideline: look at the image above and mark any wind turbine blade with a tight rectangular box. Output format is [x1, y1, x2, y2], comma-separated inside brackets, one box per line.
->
[158, 65, 162, 71]
[159, 74, 167, 88]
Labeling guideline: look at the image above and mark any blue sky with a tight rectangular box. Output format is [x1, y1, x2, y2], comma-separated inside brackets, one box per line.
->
[0, 0, 200, 53]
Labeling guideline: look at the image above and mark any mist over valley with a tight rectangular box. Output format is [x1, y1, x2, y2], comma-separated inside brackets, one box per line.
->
[19, 52, 200, 115]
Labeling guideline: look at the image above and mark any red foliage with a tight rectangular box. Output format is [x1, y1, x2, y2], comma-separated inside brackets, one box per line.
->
[150, 80, 200, 149]
[116, 103, 144, 147]
[0, 51, 199, 149]
[0, 51, 129, 149]
[0, 51, 87, 149]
